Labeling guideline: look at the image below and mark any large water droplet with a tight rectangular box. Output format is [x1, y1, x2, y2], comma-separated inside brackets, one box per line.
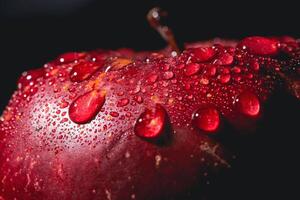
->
[185, 63, 201, 76]
[69, 89, 106, 124]
[237, 91, 260, 117]
[192, 106, 220, 132]
[213, 53, 234, 65]
[191, 47, 216, 62]
[70, 61, 102, 82]
[134, 104, 167, 138]
[238, 36, 278, 56]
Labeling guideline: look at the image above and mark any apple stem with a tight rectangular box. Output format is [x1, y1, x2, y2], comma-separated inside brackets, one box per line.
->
[147, 7, 180, 53]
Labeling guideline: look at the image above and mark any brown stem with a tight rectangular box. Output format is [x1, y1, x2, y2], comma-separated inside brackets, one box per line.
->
[147, 7, 180, 53]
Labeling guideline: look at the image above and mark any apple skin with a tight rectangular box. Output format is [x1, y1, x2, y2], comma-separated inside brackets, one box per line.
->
[0, 49, 231, 200]
[0, 36, 299, 199]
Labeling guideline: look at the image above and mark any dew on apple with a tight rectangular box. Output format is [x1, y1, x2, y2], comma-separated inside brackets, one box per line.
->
[69, 89, 106, 124]
[117, 98, 129, 107]
[59, 99, 69, 109]
[250, 60, 260, 71]
[162, 71, 174, 80]
[192, 106, 220, 132]
[57, 52, 85, 64]
[213, 52, 234, 65]
[133, 96, 143, 104]
[134, 104, 167, 138]
[238, 36, 279, 56]
[218, 74, 231, 84]
[18, 68, 45, 89]
[185, 63, 201, 76]
[191, 47, 216, 62]
[207, 65, 217, 76]
[70, 61, 102, 82]
[236, 91, 260, 116]
[110, 112, 119, 117]
[231, 66, 241, 74]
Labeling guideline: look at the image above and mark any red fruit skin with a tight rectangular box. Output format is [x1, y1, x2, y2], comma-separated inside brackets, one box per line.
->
[0, 37, 299, 200]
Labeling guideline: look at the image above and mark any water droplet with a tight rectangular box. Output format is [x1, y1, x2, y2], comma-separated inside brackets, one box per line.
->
[245, 73, 253, 79]
[213, 53, 234, 65]
[231, 66, 241, 74]
[191, 47, 215, 62]
[207, 65, 217, 76]
[146, 74, 158, 84]
[185, 63, 201, 76]
[69, 89, 106, 124]
[163, 71, 174, 80]
[218, 74, 231, 84]
[58, 52, 85, 64]
[161, 64, 170, 71]
[134, 104, 167, 138]
[250, 61, 260, 71]
[238, 36, 278, 56]
[176, 64, 185, 69]
[192, 107, 220, 132]
[133, 96, 143, 104]
[117, 98, 129, 107]
[110, 111, 119, 117]
[70, 61, 102, 82]
[200, 78, 210, 85]
[237, 91, 260, 117]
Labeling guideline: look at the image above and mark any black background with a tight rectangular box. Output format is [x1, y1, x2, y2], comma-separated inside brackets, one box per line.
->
[0, 0, 299, 199]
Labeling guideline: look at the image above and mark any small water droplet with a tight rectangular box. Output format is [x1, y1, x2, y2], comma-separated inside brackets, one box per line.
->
[110, 111, 119, 117]
[250, 61, 260, 71]
[200, 78, 210, 85]
[134, 104, 167, 138]
[207, 65, 217, 76]
[117, 98, 129, 107]
[237, 91, 260, 117]
[69, 89, 106, 124]
[146, 74, 158, 84]
[231, 66, 241, 74]
[133, 96, 143, 104]
[192, 107, 220, 132]
[162, 71, 174, 80]
[218, 74, 231, 84]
